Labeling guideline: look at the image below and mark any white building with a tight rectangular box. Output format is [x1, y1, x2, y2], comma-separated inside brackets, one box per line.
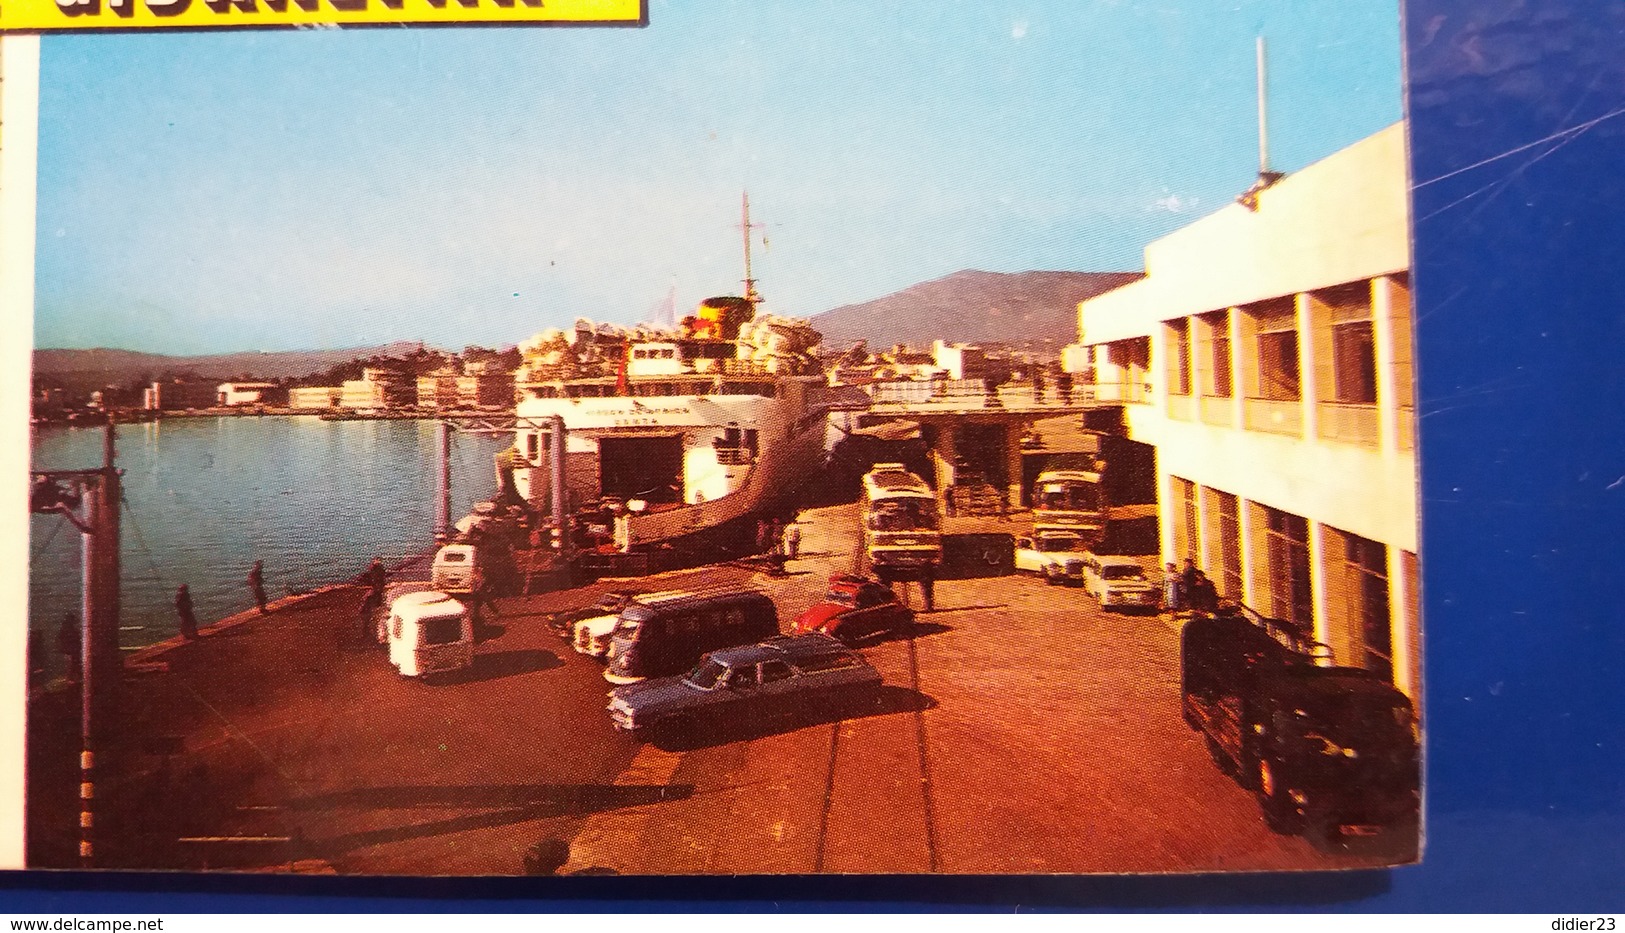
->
[1068, 123, 1419, 700]
[216, 382, 280, 407]
[932, 340, 987, 381]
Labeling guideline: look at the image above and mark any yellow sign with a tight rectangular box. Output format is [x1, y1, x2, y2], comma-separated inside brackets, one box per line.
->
[0, 0, 641, 32]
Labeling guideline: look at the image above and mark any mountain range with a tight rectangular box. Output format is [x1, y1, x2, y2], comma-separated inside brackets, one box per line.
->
[808, 269, 1142, 351]
[32, 343, 426, 394]
[32, 270, 1144, 387]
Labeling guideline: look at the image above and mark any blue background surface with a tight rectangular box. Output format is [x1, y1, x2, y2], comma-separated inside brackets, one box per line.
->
[6, 0, 1625, 912]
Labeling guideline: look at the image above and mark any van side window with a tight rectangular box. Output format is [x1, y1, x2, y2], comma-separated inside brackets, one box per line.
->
[759, 660, 793, 683]
[725, 607, 747, 628]
[724, 666, 757, 689]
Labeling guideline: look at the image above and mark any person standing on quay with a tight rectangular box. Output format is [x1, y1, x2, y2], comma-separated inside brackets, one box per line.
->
[247, 560, 270, 614]
[359, 557, 387, 643]
[176, 584, 199, 641]
[1162, 562, 1181, 616]
[783, 523, 802, 561]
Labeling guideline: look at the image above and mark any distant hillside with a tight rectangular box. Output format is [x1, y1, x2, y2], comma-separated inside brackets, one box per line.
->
[811, 269, 1142, 352]
[33, 342, 427, 392]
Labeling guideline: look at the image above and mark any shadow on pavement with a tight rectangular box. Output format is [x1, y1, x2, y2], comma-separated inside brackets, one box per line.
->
[650, 684, 936, 752]
[434, 649, 561, 685]
[290, 782, 696, 861]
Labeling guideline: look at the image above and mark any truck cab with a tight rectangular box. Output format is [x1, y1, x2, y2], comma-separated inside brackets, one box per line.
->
[1180, 606, 1419, 840]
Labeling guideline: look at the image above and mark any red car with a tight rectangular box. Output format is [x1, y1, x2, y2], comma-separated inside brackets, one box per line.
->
[793, 574, 916, 645]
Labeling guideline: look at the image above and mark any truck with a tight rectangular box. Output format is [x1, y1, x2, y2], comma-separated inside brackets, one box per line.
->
[1180, 605, 1420, 840]
[1030, 467, 1107, 544]
[860, 463, 942, 607]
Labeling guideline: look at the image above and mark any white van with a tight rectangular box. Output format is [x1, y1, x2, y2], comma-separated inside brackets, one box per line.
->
[387, 590, 475, 678]
[431, 544, 481, 595]
[374, 581, 436, 644]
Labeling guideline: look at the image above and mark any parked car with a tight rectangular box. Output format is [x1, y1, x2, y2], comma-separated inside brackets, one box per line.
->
[1013, 531, 1092, 585]
[606, 633, 882, 740]
[546, 590, 645, 640]
[602, 589, 781, 684]
[1081, 554, 1161, 610]
[793, 574, 915, 644]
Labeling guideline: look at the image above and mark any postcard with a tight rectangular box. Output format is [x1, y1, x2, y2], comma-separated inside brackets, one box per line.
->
[3, 1, 1419, 875]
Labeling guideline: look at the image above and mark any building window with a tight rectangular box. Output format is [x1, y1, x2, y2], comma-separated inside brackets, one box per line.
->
[1257, 328, 1300, 401]
[1211, 333, 1233, 398]
[1345, 534, 1393, 679]
[1212, 489, 1241, 599]
[1165, 320, 1192, 396]
[1263, 506, 1311, 629]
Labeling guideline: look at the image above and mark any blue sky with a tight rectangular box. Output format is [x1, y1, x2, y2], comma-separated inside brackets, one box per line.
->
[34, 0, 1401, 354]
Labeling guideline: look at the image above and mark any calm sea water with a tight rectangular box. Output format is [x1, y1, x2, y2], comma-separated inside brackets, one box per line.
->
[29, 417, 508, 667]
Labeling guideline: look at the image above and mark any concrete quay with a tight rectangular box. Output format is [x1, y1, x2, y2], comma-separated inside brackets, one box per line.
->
[25, 502, 1415, 874]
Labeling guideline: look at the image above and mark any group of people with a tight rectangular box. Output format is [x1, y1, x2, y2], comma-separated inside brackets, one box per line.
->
[1163, 557, 1219, 615]
[755, 517, 802, 561]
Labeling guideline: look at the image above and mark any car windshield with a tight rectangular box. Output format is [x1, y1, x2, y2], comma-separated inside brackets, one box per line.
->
[1102, 565, 1146, 580]
[1037, 485, 1101, 511]
[612, 615, 641, 636]
[1036, 535, 1085, 553]
[684, 658, 727, 689]
[598, 594, 629, 611]
[867, 499, 938, 531]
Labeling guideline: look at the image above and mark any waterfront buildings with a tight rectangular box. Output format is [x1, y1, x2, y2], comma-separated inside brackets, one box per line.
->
[144, 379, 218, 411]
[288, 386, 342, 410]
[216, 382, 283, 407]
[340, 367, 413, 410]
[1066, 123, 1419, 700]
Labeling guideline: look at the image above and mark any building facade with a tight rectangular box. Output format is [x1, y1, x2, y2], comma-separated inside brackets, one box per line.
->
[1067, 123, 1419, 700]
[216, 382, 283, 407]
[144, 380, 219, 411]
[289, 386, 342, 409]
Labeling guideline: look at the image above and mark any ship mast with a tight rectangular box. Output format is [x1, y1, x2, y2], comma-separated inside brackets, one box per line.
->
[739, 190, 763, 303]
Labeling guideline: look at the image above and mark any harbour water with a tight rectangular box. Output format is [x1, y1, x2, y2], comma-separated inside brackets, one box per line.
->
[28, 417, 509, 671]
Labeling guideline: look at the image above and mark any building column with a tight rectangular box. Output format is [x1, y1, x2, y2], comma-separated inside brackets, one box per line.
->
[1294, 291, 1318, 441]
[1157, 469, 1179, 575]
[1228, 308, 1246, 428]
[1371, 276, 1401, 455]
[1238, 498, 1262, 611]
[1005, 423, 1024, 508]
[1389, 548, 1422, 704]
[1308, 521, 1333, 659]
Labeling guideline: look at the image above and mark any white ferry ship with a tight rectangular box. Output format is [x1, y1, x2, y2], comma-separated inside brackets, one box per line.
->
[507, 284, 832, 553]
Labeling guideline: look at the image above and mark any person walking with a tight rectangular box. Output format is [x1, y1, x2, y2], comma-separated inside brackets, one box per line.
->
[1057, 370, 1074, 405]
[1031, 367, 1047, 404]
[1162, 563, 1181, 615]
[247, 561, 270, 615]
[175, 584, 199, 641]
[783, 523, 802, 561]
[1180, 558, 1200, 613]
[358, 557, 387, 644]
